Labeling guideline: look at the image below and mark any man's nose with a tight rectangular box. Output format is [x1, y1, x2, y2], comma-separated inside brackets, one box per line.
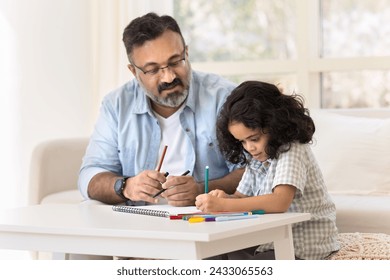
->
[159, 67, 176, 83]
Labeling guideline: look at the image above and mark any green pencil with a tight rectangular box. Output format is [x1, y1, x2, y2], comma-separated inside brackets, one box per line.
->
[204, 166, 209, 193]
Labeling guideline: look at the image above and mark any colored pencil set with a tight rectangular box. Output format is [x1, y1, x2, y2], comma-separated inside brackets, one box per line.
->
[169, 210, 265, 223]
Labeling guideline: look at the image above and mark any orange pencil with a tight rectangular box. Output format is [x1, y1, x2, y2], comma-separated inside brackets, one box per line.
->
[156, 145, 168, 172]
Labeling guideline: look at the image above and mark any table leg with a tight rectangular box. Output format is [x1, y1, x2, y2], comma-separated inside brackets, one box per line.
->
[273, 224, 295, 260]
[51, 252, 68, 260]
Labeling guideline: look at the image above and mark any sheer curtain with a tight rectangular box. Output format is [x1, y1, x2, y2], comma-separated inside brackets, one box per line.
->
[0, 7, 20, 211]
[0, 0, 93, 212]
[91, 0, 174, 106]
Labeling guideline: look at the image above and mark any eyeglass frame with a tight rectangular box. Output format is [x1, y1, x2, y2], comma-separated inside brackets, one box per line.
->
[130, 49, 187, 77]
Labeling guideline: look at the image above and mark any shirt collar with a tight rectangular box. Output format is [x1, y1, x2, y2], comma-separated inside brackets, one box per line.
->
[132, 83, 152, 115]
[184, 71, 196, 113]
[248, 158, 272, 174]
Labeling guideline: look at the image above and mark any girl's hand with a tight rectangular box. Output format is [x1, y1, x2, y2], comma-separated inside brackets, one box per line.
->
[195, 193, 225, 212]
[208, 189, 229, 198]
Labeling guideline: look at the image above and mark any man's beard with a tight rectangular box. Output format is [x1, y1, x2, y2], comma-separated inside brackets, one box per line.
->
[138, 69, 192, 108]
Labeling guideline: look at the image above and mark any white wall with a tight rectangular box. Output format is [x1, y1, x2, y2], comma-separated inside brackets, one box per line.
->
[0, 0, 95, 211]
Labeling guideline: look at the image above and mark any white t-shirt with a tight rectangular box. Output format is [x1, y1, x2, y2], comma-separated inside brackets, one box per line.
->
[154, 106, 191, 177]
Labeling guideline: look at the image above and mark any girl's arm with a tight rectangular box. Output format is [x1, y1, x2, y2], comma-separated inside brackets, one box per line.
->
[195, 184, 296, 213]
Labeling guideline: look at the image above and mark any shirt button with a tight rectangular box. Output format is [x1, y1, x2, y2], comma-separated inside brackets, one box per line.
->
[185, 128, 190, 132]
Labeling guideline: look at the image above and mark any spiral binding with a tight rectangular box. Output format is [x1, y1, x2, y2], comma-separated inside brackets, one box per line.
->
[112, 205, 169, 218]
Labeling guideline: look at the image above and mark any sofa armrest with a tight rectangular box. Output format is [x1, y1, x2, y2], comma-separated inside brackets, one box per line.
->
[29, 138, 89, 205]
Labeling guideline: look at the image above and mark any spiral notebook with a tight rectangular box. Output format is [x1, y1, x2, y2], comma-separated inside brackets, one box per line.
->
[112, 204, 202, 218]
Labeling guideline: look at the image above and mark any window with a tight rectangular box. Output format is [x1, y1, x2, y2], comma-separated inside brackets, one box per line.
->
[174, 0, 298, 95]
[173, 0, 390, 109]
[321, 0, 390, 57]
[174, 0, 296, 61]
[320, 0, 390, 108]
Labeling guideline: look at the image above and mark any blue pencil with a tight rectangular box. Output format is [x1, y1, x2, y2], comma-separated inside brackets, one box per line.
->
[215, 215, 261, 222]
[204, 166, 209, 193]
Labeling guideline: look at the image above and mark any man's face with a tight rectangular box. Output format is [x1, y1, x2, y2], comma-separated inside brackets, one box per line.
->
[128, 30, 191, 109]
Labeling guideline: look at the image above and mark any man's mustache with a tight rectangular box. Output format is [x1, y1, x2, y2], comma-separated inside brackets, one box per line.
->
[158, 78, 183, 93]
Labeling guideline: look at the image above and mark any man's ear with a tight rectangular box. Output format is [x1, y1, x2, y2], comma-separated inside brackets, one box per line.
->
[128, 64, 136, 76]
[185, 45, 189, 58]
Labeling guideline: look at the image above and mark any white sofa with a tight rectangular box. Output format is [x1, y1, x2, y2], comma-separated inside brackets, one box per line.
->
[310, 109, 390, 235]
[30, 109, 390, 236]
[29, 138, 88, 206]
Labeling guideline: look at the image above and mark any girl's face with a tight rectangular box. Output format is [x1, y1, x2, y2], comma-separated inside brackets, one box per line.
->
[228, 122, 270, 162]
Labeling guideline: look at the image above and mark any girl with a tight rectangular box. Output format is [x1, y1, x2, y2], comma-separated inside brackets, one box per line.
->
[196, 81, 339, 259]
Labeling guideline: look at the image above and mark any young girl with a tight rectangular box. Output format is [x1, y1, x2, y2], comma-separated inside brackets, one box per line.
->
[196, 81, 339, 260]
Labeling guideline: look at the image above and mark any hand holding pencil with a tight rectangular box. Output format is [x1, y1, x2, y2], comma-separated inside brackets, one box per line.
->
[121, 146, 169, 204]
[195, 192, 227, 213]
[195, 166, 233, 212]
[153, 170, 190, 198]
[141, 144, 201, 206]
[160, 170, 204, 207]
[122, 170, 169, 204]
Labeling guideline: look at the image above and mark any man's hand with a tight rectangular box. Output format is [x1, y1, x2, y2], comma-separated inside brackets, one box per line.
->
[124, 170, 168, 204]
[159, 175, 202, 206]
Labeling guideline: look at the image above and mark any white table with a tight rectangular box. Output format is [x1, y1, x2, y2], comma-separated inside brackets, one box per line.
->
[0, 204, 310, 260]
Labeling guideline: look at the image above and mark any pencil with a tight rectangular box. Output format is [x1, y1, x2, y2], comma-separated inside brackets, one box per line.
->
[152, 172, 169, 198]
[204, 166, 209, 193]
[152, 170, 190, 198]
[156, 145, 168, 172]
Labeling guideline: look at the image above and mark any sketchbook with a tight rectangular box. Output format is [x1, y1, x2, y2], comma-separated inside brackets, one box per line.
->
[112, 204, 202, 218]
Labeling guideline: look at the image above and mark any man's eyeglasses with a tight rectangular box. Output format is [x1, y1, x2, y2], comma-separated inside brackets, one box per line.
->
[131, 51, 186, 77]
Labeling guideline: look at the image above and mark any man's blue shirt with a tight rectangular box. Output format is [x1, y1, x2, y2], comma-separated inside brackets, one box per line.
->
[78, 71, 237, 199]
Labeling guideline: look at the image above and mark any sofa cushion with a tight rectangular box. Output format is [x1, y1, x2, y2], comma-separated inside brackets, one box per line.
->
[41, 190, 106, 206]
[331, 194, 390, 234]
[311, 110, 390, 195]
[41, 190, 84, 204]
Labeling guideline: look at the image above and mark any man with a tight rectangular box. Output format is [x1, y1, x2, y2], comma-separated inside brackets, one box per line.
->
[78, 12, 243, 206]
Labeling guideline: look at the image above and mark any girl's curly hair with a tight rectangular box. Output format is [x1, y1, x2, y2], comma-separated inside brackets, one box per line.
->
[216, 81, 315, 165]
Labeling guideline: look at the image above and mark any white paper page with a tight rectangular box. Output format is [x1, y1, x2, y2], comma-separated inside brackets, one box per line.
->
[130, 205, 201, 215]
